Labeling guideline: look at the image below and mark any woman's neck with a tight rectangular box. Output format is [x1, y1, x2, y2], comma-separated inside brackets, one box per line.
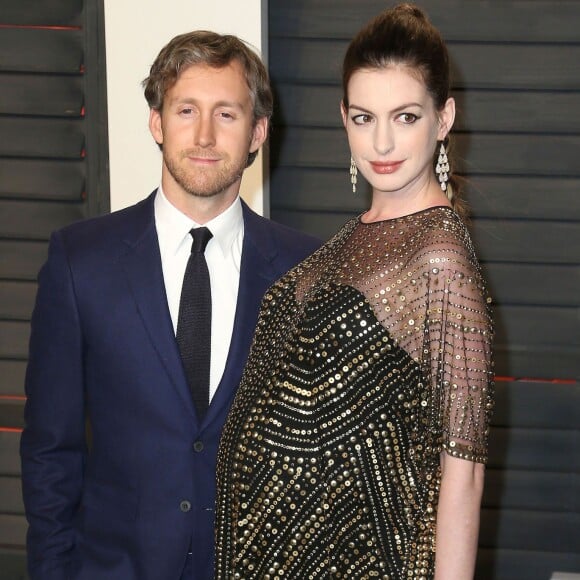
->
[362, 181, 451, 223]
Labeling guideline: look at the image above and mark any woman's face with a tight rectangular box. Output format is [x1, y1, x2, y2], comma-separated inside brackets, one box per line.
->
[341, 65, 454, 199]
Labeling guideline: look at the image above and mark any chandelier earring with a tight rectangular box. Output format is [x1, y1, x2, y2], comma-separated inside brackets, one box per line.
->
[350, 156, 358, 194]
[435, 141, 450, 191]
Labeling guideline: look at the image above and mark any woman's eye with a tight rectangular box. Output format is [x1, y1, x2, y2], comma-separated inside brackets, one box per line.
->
[399, 113, 418, 124]
[352, 114, 372, 125]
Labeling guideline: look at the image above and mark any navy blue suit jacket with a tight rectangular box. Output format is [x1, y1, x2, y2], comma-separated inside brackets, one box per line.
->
[20, 192, 321, 580]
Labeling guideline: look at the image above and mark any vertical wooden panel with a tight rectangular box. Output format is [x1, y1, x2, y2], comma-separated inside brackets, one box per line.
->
[0, 0, 109, 574]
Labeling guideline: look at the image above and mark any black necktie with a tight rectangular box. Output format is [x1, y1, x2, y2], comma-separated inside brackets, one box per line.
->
[176, 227, 213, 419]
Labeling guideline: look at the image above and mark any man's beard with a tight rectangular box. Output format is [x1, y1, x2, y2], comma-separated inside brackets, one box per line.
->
[163, 148, 247, 198]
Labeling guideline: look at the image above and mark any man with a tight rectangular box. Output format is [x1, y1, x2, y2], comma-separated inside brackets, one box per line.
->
[20, 31, 320, 580]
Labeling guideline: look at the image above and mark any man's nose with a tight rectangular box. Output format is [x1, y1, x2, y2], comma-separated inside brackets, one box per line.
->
[195, 115, 216, 148]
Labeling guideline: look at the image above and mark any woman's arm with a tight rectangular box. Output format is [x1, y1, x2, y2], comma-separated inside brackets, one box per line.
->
[434, 453, 485, 580]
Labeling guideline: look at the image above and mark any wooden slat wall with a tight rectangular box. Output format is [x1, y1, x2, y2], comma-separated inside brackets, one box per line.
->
[268, 1, 580, 578]
[268, 0, 580, 378]
[0, 0, 108, 577]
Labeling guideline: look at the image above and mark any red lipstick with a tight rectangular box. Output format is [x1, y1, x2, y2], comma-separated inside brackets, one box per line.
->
[370, 160, 403, 174]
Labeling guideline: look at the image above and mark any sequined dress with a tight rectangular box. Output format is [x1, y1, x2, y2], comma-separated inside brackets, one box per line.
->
[215, 207, 494, 579]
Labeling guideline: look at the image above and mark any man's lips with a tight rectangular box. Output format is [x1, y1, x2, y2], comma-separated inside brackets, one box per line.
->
[186, 156, 220, 164]
[369, 160, 404, 174]
[182, 150, 221, 164]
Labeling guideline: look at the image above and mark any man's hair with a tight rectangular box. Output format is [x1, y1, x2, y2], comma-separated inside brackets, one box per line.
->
[143, 30, 273, 123]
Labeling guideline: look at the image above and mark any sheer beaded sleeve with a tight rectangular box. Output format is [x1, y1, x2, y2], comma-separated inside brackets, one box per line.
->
[418, 240, 494, 463]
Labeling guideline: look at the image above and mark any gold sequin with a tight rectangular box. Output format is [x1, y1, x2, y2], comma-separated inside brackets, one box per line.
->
[216, 207, 494, 579]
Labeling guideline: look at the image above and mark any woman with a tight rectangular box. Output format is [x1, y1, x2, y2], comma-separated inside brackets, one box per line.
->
[215, 4, 494, 579]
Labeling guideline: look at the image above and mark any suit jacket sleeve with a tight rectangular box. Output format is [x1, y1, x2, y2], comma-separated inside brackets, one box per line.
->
[20, 230, 87, 579]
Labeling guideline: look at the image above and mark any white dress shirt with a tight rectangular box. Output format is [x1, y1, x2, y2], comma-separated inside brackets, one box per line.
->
[154, 187, 243, 402]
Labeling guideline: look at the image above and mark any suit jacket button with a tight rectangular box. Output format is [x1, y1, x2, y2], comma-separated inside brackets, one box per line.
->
[193, 441, 204, 452]
[180, 500, 191, 513]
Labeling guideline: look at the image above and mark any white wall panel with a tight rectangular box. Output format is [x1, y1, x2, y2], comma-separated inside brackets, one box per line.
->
[104, 0, 267, 214]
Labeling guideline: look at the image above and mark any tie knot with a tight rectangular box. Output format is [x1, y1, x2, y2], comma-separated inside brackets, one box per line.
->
[190, 227, 213, 254]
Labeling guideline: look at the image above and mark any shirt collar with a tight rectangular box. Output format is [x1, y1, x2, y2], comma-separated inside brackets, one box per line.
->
[154, 186, 243, 257]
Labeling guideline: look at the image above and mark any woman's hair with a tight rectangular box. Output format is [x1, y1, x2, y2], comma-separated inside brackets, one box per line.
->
[342, 3, 466, 216]
[143, 30, 273, 166]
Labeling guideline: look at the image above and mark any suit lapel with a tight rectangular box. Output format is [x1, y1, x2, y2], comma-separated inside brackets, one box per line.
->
[204, 203, 276, 425]
[119, 193, 196, 419]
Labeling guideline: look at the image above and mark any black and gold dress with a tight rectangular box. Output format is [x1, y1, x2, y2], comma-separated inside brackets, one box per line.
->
[215, 207, 494, 579]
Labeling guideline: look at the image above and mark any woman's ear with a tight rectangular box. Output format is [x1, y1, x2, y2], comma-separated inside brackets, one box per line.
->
[437, 97, 456, 141]
[340, 101, 348, 128]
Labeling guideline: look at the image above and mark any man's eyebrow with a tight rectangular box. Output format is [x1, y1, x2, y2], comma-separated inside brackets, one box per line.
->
[168, 97, 246, 110]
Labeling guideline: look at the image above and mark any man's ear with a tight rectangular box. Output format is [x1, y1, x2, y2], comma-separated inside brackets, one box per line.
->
[437, 97, 456, 141]
[249, 116, 269, 153]
[149, 108, 163, 145]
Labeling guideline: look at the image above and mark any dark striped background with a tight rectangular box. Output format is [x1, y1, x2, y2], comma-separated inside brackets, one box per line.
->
[0, 0, 109, 576]
[268, 1, 580, 579]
